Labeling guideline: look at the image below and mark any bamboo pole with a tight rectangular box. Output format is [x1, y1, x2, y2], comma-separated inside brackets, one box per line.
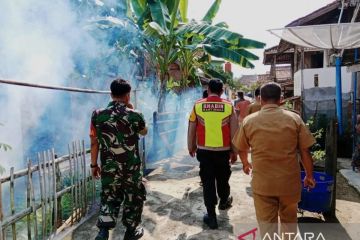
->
[37, 155, 46, 240]
[78, 141, 83, 218]
[75, 141, 81, 216]
[51, 149, 57, 235]
[0, 79, 110, 94]
[28, 160, 38, 239]
[9, 168, 15, 240]
[26, 160, 31, 239]
[41, 152, 48, 237]
[55, 161, 62, 228]
[89, 169, 93, 207]
[77, 141, 83, 217]
[0, 176, 4, 240]
[75, 142, 80, 221]
[92, 169, 96, 207]
[81, 141, 87, 215]
[67, 144, 74, 226]
[45, 151, 54, 234]
[72, 142, 78, 222]
[31, 164, 39, 239]
[0, 177, 2, 219]
[0, 220, 3, 240]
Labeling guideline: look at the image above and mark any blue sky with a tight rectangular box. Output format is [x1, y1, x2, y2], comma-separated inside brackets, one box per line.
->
[187, 0, 333, 77]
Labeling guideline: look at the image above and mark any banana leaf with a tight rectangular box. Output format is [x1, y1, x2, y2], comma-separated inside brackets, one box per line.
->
[179, 0, 189, 22]
[202, 0, 222, 24]
[201, 66, 228, 82]
[215, 21, 229, 28]
[169, 0, 180, 32]
[204, 45, 255, 68]
[211, 41, 259, 60]
[126, 0, 133, 19]
[164, 0, 178, 16]
[198, 53, 211, 63]
[148, 0, 171, 31]
[176, 22, 243, 44]
[204, 38, 265, 50]
[128, 0, 146, 19]
[144, 21, 169, 37]
[236, 38, 266, 49]
[91, 16, 129, 29]
[137, 7, 151, 29]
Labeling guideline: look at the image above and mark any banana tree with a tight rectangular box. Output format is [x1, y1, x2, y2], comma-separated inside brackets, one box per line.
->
[127, 0, 265, 112]
[127, 0, 185, 112]
[175, 0, 266, 85]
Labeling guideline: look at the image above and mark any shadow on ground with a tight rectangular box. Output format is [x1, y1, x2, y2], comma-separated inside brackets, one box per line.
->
[65, 152, 360, 240]
[298, 217, 353, 240]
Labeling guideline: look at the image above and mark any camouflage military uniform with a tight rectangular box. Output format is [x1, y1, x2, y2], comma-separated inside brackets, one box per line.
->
[90, 101, 146, 229]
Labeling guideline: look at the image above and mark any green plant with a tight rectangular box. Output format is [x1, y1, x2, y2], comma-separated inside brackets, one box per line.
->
[127, 0, 265, 111]
[306, 117, 325, 162]
[283, 101, 293, 110]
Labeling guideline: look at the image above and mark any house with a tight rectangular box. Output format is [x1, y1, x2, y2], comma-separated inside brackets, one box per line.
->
[237, 74, 258, 87]
[264, 0, 360, 120]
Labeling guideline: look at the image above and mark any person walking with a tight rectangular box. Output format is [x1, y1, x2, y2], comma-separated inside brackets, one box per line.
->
[234, 91, 251, 123]
[233, 82, 316, 239]
[90, 79, 148, 240]
[245, 87, 261, 117]
[188, 79, 238, 229]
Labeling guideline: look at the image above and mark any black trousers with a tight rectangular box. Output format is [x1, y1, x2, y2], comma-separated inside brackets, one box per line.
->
[197, 149, 231, 209]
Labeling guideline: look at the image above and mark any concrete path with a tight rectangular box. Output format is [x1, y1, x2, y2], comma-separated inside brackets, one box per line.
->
[338, 158, 360, 194]
[62, 151, 360, 240]
[340, 169, 360, 193]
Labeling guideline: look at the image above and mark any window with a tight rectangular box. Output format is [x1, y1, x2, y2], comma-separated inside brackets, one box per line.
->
[314, 74, 319, 87]
[310, 52, 324, 68]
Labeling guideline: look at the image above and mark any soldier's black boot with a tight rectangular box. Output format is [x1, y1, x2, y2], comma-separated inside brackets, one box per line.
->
[123, 227, 144, 240]
[219, 196, 233, 210]
[203, 207, 218, 229]
[95, 228, 109, 240]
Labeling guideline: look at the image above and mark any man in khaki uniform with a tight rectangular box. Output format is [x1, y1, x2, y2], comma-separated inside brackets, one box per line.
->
[245, 87, 261, 117]
[233, 82, 316, 239]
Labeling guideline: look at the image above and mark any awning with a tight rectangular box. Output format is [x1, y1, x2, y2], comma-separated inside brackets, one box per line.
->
[268, 23, 360, 50]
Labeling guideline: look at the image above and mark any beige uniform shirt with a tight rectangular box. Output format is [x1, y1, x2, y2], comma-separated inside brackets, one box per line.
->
[233, 104, 316, 196]
[246, 101, 262, 116]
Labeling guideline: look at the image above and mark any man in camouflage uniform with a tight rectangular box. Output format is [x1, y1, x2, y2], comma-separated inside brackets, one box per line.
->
[90, 79, 147, 240]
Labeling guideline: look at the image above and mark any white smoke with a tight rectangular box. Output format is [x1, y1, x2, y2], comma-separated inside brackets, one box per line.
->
[0, 0, 201, 174]
[0, 0, 98, 172]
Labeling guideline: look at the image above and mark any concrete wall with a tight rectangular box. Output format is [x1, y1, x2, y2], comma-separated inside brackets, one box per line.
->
[294, 67, 353, 96]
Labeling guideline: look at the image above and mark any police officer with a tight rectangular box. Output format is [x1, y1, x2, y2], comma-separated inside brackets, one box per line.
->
[188, 79, 238, 229]
[90, 79, 148, 240]
[233, 82, 316, 239]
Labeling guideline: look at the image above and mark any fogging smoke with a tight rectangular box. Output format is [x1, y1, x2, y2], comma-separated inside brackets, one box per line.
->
[0, 0, 81, 171]
[0, 0, 139, 172]
[0, 0, 201, 174]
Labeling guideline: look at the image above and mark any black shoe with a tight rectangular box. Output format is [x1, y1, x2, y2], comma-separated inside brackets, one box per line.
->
[203, 214, 218, 229]
[124, 227, 144, 240]
[219, 196, 233, 210]
[95, 228, 109, 240]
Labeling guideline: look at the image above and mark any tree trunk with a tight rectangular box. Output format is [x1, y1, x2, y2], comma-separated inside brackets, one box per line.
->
[158, 76, 168, 112]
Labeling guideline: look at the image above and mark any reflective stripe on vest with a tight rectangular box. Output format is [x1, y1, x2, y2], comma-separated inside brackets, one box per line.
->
[195, 101, 232, 148]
